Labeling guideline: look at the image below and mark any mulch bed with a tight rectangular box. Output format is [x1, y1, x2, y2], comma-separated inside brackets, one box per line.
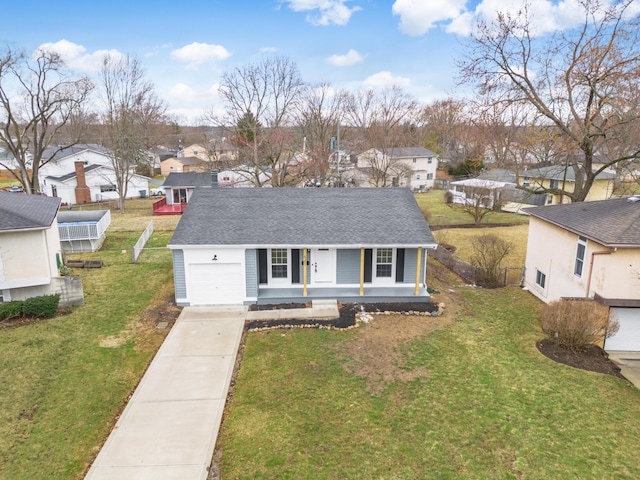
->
[536, 339, 625, 379]
[245, 301, 438, 331]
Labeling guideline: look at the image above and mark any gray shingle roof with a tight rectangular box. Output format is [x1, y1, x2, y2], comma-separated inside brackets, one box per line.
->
[525, 197, 640, 247]
[522, 165, 616, 181]
[169, 187, 436, 247]
[46, 164, 102, 182]
[0, 193, 61, 231]
[389, 147, 438, 159]
[163, 172, 214, 188]
[42, 144, 110, 161]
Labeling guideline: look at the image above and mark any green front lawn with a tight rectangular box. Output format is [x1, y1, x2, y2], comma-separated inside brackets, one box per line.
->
[0, 208, 175, 479]
[218, 277, 640, 478]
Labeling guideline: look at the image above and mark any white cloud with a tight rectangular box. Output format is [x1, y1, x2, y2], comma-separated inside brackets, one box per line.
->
[260, 47, 278, 53]
[169, 82, 220, 105]
[393, 0, 621, 37]
[363, 71, 410, 89]
[327, 49, 363, 66]
[284, 0, 362, 26]
[392, 0, 466, 35]
[35, 39, 123, 71]
[171, 42, 231, 68]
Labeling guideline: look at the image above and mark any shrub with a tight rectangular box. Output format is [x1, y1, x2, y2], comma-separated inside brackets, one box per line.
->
[22, 294, 60, 319]
[444, 190, 454, 204]
[540, 299, 619, 351]
[470, 234, 513, 287]
[0, 301, 24, 321]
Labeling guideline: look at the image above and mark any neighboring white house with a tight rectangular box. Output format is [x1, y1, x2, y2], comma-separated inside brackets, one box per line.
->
[348, 147, 438, 190]
[43, 162, 150, 205]
[523, 196, 640, 351]
[9, 144, 152, 204]
[0, 192, 83, 305]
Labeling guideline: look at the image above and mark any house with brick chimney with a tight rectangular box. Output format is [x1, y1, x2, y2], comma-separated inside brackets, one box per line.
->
[36, 144, 151, 204]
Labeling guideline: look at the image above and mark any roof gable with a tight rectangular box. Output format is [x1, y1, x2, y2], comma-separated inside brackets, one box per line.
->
[0, 193, 61, 231]
[526, 197, 640, 247]
[169, 187, 436, 247]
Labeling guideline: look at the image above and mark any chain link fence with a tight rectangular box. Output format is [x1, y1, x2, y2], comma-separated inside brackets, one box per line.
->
[430, 245, 524, 287]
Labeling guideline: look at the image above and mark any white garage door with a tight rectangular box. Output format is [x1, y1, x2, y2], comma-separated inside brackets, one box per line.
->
[605, 307, 640, 352]
[188, 263, 243, 305]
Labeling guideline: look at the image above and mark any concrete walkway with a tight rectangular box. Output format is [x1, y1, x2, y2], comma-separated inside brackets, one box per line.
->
[85, 300, 339, 480]
[608, 352, 640, 389]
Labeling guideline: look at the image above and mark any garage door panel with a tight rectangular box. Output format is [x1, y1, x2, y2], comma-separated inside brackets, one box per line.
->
[605, 307, 640, 352]
[189, 263, 243, 305]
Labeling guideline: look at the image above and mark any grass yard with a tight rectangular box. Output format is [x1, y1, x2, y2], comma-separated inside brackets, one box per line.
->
[217, 260, 640, 479]
[0, 200, 177, 479]
[415, 190, 530, 226]
[434, 224, 530, 268]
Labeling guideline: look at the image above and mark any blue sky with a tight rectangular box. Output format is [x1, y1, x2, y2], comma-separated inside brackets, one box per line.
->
[1, 0, 624, 124]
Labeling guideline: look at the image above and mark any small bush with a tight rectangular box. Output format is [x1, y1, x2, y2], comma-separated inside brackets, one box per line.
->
[22, 294, 60, 319]
[540, 299, 619, 351]
[470, 234, 513, 288]
[444, 190, 454, 204]
[0, 301, 24, 321]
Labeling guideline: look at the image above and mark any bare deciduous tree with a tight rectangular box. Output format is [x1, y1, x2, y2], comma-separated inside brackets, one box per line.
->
[294, 83, 346, 186]
[344, 86, 418, 187]
[470, 234, 513, 287]
[206, 55, 305, 187]
[459, 0, 640, 202]
[0, 44, 93, 193]
[99, 54, 166, 211]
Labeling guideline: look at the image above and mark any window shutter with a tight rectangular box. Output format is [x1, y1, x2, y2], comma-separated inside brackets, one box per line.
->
[395, 248, 405, 283]
[258, 249, 268, 284]
[291, 249, 300, 284]
[364, 249, 373, 283]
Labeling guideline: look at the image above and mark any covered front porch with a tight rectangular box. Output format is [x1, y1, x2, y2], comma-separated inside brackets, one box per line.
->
[254, 285, 430, 305]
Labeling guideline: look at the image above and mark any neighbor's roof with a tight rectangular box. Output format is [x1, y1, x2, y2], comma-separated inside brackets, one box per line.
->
[46, 164, 102, 182]
[42, 144, 110, 160]
[389, 147, 438, 159]
[169, 187, 436, 247]
[521, 165, 616, 181]
[0, 192, 61, 231]
[163, 172, 214, 188]
[163, 156, 205, 166]
[525, 196, 640, 247]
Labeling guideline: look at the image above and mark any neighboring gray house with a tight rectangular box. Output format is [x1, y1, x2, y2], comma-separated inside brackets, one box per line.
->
[153, 172, 215, 215]
[168, 187, 438, 306]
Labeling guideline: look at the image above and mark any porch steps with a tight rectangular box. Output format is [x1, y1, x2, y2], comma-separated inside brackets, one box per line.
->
[245, 299, 339, 321]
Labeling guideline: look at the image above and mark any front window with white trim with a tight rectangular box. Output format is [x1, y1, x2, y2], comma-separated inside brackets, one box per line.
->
[376, 248, 393, 279]
[271, 248, 288, 279]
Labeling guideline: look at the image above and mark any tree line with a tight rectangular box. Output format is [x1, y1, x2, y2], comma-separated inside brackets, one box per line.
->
[1, 0, 639, 205]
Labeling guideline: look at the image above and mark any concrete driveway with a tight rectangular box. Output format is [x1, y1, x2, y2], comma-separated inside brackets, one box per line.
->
[607, 352, 640, 389]
[84, 305, 247, 480]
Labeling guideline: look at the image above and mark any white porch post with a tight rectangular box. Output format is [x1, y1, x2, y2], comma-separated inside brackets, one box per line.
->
[415, 247, 422, 296]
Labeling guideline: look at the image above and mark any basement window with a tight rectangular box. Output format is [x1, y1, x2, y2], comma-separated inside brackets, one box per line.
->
[535, 269, 546, 288]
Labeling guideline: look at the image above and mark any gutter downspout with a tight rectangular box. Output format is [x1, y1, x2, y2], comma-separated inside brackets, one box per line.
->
[585, 249, 614, 298]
